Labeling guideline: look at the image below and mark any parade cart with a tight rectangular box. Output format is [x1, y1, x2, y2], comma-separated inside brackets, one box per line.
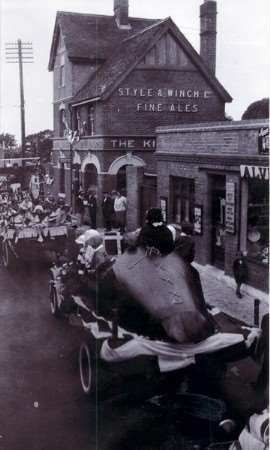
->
[49, 245, 268, 448]
[0, 220, 78, 269]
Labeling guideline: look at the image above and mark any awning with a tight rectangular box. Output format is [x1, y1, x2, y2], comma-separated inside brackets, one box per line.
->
[240, 165, 269, 180]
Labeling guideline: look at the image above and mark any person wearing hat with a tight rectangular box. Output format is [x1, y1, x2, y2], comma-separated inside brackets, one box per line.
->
[33, 204, 44, 223]
[88, 190, 97, 229]
[75, 229, 110, 272]
[113, 190, 127, 234]
[233, 251, 248, 298]
[102, 192, 114, 232]
[137, 207, 174, 255]
[174, 221, 195, 263]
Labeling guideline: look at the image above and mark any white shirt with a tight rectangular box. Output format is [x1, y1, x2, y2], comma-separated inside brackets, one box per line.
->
[114, 196, 127, 212]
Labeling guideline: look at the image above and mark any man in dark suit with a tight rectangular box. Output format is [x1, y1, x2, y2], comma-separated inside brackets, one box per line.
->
[88, 190, 97, 229]
[102, 192, 114, 231]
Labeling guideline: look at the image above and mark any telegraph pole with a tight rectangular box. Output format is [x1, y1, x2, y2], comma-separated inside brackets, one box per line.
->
[5, 40, 33, 172]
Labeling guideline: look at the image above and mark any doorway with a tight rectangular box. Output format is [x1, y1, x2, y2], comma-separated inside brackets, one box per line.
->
[84, 164, 97, 193]
[116, 166, 127, 194]
[211, 175, 226, 269]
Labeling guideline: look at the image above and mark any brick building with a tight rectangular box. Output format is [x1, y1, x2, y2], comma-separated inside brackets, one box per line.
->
[151, 119, 268, 292]
[48, 0, 231, 215]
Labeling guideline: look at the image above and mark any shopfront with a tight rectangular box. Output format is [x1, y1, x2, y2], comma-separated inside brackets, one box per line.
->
[155, 119, 269, 293]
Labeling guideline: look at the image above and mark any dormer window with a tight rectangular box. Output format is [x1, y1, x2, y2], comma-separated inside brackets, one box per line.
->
[59, 54, 65, 87]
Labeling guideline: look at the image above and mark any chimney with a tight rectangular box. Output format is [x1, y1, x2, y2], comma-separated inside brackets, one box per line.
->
[200, 0, 217, 74]
[114, 0, 130, 29]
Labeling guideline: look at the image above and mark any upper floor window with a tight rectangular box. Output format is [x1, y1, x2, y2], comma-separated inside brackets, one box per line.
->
[59, 54, 65, 87]
[87, 105, 95, 136]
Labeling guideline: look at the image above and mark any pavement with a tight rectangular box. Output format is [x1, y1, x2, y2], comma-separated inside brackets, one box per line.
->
[80, 225, 269, 326]
[193, 262, 269, 326]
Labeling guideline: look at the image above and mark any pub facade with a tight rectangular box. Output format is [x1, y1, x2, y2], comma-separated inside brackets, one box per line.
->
[48, 0, 231, 211]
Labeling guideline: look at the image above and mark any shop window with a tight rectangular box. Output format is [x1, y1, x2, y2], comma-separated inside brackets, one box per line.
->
[171, 177, 194, 225]
[247, 179, 269, 264]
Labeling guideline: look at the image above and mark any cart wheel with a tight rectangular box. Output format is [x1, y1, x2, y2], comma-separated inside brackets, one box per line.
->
[2, 240, 15, 269]
[79, 342, 97, 396]
[50, 284, 61, 318]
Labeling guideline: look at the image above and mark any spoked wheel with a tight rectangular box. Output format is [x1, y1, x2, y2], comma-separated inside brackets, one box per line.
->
[2, 240, 16, 269]
[49, 284, 61, 318]
[79, 341, 97, 396]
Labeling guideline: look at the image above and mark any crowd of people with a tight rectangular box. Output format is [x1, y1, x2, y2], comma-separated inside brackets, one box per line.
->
[75, 188, 127, 233]
[0, 190, 74, 233]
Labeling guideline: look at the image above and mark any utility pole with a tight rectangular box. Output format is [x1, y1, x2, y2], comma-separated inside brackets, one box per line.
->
[5, 40, 33, 176]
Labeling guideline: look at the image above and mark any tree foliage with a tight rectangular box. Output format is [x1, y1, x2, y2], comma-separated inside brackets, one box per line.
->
[242, 98, 269, 120]
[0, 133, 16, 148]
[25, 129, 53, 162]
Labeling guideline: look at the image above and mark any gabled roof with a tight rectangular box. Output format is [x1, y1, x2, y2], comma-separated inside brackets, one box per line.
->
[48, 11, 158, 71]
[72, 17, 232, 105]
[72, 18, 170, 103]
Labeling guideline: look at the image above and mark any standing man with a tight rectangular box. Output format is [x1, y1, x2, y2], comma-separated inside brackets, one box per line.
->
[76, 187, 84, 225]
[113, 190, 127, 234]
[88, 190, 97, 229]
[233, 251, 248, 298]
[102, 192, 114, 231]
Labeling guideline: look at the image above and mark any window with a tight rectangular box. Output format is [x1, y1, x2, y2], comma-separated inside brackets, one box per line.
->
[59, 54, 65, 87]
[171, 177, 195, 225]
[87, 106, 95, 136]
[246, 179, 269, 264]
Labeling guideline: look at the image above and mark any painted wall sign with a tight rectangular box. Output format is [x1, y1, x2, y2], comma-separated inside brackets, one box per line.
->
[118, 87, 212, 99]
[118, 87, 212, 114]
[240, 165, 269, 180]
[258, 127, 269, 155]
[105, 137, 156, 150]
[225, 182, 236, 234]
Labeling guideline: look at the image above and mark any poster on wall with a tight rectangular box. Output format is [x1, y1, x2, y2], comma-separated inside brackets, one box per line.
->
[258, 127, 269, 155]
[194, 205, 203, 235]
[225, 182, 236, 234]
[160, 197, 168, 223]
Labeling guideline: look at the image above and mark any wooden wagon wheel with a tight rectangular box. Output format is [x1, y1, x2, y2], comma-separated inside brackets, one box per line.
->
[2, 240, 16, 269]
[79, 341, 98, 396]
[49, 282, 61, 318]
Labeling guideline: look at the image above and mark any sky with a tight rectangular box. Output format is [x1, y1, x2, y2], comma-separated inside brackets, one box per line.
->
[0, 0, 269, 144]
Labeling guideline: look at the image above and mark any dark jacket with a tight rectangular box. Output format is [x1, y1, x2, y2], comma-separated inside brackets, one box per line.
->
[174, 234, 195, 263]
[88, 195, 97, 213]
[102, 196, 114, 218]
[233, 257, 248, 283]
[137, 223, 175, 255]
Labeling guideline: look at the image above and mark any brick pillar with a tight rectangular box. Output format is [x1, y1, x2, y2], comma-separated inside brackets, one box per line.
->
[194, 171, 212, 265]
[240, 179, 248, 253]
[96, 173, 106, 228]
[126, 166, 144, 231]
[51, 166, 60, 200]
